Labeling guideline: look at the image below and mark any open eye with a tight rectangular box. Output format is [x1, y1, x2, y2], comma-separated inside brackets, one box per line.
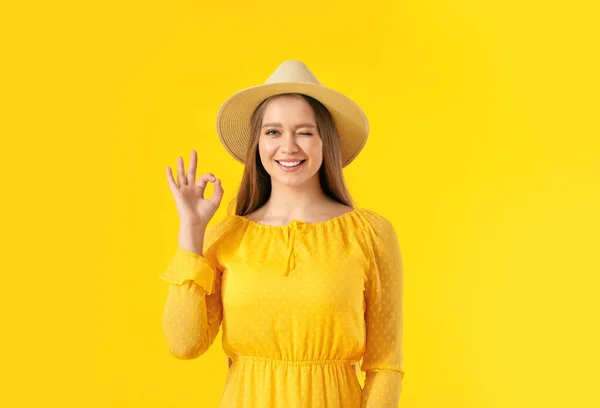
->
[265, 129, 280, 135]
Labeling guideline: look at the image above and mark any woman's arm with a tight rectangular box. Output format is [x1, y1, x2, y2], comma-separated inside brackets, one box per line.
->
[159, 222, 225, 359]
[360, 210, 405, 407]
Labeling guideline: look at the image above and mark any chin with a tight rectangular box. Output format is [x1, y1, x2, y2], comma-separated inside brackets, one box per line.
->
[273, 176, 310, 187]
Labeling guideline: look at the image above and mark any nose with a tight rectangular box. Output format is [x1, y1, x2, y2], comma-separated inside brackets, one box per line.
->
[280, 132, 299, 153]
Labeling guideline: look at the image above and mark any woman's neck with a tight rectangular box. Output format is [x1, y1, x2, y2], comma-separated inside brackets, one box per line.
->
[249, 178, 348, 224]
[267, 180, 330, 216]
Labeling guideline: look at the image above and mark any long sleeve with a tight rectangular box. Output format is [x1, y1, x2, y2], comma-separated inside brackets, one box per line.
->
[159, 219, 227, 360]
[359, 210, 405, 408]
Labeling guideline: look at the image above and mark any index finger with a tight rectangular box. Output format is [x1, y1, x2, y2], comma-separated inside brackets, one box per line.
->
[196, 172, 216, 197]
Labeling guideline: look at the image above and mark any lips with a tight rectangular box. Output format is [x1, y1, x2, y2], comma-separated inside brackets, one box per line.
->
[276, 160, 306, 172]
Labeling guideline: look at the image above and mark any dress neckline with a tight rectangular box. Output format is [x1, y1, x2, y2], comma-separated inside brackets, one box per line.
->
[231, 207, 361, 229]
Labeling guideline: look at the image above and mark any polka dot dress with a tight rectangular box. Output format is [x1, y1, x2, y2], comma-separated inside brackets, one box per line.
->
[160, 207, 405, 407]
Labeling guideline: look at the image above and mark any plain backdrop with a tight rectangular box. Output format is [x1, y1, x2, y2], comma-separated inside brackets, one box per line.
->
[1, 1, 598, 407]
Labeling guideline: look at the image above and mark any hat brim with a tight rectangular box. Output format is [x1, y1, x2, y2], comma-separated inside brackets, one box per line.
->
[216, 82, 369, 168]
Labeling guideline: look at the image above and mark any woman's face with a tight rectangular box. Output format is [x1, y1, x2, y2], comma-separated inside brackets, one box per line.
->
[258, 95, 323, 187]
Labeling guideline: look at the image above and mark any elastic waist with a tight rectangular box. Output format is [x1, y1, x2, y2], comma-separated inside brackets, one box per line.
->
[231, 355, 358, 367]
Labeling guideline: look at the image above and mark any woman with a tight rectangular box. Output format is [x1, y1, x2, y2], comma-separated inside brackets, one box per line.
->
[160, 61, 405, 407]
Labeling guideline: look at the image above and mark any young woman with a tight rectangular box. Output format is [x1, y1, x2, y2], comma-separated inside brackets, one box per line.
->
[160, 61, 405, 407]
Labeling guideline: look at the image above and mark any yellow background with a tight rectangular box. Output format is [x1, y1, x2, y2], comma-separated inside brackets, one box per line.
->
[1, 0, 598, 406]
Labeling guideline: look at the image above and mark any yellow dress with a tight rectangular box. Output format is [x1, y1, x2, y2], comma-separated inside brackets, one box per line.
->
[159, 207, 405, 407]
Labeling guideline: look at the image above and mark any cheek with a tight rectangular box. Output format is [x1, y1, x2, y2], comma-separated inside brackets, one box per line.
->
[304, 139, 323, 161]
[258, 139, 280, 172]
[259, 139, 279, 157]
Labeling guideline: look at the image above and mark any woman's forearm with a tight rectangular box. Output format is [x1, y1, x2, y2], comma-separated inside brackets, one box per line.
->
[178, 224, 206, 255]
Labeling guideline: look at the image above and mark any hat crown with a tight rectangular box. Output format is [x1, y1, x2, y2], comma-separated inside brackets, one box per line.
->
[264, 60, 322, 85]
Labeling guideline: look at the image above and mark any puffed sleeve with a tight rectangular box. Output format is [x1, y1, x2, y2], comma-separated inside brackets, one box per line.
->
[359, 209, 405, 408]
[159, 218, 228, 360]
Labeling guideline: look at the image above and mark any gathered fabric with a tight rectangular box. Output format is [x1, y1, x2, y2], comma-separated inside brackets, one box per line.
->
[160, 207, 405, 407]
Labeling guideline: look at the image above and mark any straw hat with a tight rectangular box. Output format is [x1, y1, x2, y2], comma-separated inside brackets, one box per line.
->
[215, 60, 369, 168]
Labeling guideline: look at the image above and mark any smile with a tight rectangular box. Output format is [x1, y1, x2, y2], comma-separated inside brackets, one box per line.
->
[275, 160, 306, 172]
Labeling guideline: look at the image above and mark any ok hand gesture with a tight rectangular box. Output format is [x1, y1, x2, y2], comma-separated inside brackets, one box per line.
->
[166, 150, 224, 229]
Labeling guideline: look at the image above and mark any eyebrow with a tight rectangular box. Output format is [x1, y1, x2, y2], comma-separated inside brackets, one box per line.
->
[261, 122, 317, 129]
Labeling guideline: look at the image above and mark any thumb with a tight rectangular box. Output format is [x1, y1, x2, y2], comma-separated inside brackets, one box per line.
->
[210, 178, 224, 206]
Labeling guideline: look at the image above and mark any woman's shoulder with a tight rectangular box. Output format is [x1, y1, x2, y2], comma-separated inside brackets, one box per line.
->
[354, 207, 392, 224]
[204, 214, 243, 244]
[353, 207, 398, 238]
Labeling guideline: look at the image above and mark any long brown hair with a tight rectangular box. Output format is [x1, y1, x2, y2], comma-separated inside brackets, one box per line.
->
[228, 93, 355, 216]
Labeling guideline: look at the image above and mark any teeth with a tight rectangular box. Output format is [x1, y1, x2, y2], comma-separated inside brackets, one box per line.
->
[278, 161, 302, 167]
